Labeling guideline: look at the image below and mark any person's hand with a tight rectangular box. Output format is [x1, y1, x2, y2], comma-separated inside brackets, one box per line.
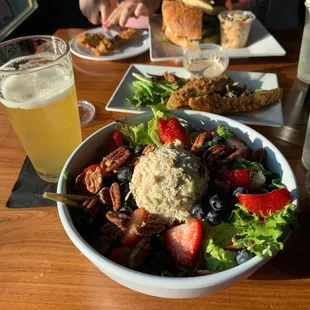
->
[79, 0, 118, 25]
[104, 0, 149, 28]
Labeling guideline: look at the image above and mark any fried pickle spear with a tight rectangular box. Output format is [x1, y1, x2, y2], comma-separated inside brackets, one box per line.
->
[166, 75, 234, 109]
[188, 88, 283, 114]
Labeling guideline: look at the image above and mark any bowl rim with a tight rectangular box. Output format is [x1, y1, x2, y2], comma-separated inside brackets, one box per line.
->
[57, 110, 298, 290]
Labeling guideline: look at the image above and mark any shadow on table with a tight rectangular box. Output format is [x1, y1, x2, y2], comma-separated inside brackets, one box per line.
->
[250, 195, 310, 280]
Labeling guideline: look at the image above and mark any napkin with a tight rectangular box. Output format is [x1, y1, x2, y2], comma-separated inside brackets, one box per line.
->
[6, 157, 57, 208]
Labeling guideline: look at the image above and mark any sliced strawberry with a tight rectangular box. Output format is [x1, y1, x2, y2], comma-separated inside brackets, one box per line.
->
[237, 188, 292, 217]
[158, 118, 168, 144]
[158, 117, 189, 147]
[217, 169, 255, 189]
[112, 131, 123, 147]
[121, 208, 148, 246]
[109, 245, 132, 267]
[164, 219, 203, 266]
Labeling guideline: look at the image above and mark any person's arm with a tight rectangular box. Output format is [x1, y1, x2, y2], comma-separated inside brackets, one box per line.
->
[104, 0, 161, 28]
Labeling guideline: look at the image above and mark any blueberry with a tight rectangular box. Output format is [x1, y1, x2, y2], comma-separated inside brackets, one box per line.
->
[209, 194, 226, 212]
[126, 196, 137, 210]
[201, 141, 213, 152]
[119, 206, 133, 216]
[117, 167, 133, 183]
[236, 249, 255, 265]
[135, 145, 145, 154]
[206, 210, 222, 226]
[190, 201, 206, 218]
[212, 136, 226, 145]
[102, 172, 118, 187]
[120, 182, 130, 197]
[233, 187, 248, 196]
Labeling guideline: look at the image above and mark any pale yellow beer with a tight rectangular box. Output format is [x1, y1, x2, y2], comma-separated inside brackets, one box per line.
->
[0, 50, 82, 182]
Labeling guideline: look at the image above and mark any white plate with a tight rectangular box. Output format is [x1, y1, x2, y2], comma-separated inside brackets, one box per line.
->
[106, 64, 284, 127]
[70, 28, 150, 61]
[149, 15, 286, 61]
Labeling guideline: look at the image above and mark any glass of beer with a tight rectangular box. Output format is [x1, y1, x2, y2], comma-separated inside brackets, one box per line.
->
[0, 36, 82, 182]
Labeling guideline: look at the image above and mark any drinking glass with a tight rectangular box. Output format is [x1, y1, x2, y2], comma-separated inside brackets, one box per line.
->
[0, 36, 82, 182]
[302, 113, 310, 170]
[298, 1, 310, 83]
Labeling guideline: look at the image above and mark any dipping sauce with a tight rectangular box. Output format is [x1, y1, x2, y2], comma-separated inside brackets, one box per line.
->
[187, 58, 224, 78]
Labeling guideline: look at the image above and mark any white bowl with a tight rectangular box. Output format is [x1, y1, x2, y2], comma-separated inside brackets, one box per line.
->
[57, 110, 298, 299]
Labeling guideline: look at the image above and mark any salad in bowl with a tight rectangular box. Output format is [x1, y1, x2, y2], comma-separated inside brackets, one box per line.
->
[48, 106, 297, 297]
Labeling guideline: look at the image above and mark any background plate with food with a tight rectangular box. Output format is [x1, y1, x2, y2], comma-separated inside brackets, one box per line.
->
[149, 12, 285, 62]
[105, 64, 284, 127]
[70, 27, 149, 61]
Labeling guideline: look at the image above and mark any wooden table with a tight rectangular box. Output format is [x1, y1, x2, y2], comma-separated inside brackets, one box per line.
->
[1, 28, 310, 310]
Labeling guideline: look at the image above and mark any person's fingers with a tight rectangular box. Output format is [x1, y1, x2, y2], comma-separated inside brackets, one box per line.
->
[89, 11, 101, 25]
[134, 3, 148, 17]
[101, 1, 113, 24]
[105, 9, 122, 28]
[119, 8, 131, 28]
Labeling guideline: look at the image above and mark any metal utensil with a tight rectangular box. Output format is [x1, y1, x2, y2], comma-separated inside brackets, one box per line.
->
[103, 27, 117, 44]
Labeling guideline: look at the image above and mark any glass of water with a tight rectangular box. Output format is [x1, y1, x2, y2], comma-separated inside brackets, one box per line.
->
[302, 113, 310, 170]
[298, 1, 310, 83]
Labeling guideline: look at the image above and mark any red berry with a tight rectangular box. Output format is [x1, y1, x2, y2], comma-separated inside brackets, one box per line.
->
[217, 169, 255, 189]
[121, 208, 148, 246]
[112, 131, 123, 147]
[109, 245, 132, 267]
[164, 219, 203, 266]
[237, 188, 292, 216]
[158, 117, 189, 147]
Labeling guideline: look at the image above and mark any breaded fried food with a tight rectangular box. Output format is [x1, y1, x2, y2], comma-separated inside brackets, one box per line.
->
[188, 88, 283, 114]
[116, 28, 140, 41]
[166, 74, 234, 109]
[77, 29, 140, 56]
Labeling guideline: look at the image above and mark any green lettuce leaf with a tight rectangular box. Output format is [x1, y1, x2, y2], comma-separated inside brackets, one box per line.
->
[147, 104, 174, 146]
[206, 222, 238, 248]
[232, 203, 296, 257]
[217, 125, 234, 139]
[271, 178, 286, 189]
[228, 158, 271, 175]
[204, 239, 237, 272]
[119, 122, 153, 147]
[126, 73, 179, 107]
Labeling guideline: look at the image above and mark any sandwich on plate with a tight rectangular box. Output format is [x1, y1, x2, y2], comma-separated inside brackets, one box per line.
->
[162, 0, 226, 47]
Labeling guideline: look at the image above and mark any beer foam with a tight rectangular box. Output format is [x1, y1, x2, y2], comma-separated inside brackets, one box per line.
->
[1, 66, 74, 110]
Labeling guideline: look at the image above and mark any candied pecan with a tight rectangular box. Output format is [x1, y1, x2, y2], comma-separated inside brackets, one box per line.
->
[134, 214, 167, 236]
[99, 235, 111, 254]
[129, 237, 150, 268]
[191, 132, 212, 154]
[74, 173, 90, 196]
[106, 211, 129, 231]
[101, 221, 123, 241]
[82, 197, 100, 217]
[249, 148, 266, 164]
[99, 187, 112, 205]
[126, 155, 141, 167]
[110, 182, 122, 211]
[203, 144, 234, 166]
[85, 166, 103, 193]
[226, 137, 250, 159]
[101, 147, 131, 172]
[142, 144, 156, 155]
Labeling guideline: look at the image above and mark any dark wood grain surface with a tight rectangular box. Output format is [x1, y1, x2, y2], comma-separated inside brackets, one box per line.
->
[0, 28, 309, 310]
